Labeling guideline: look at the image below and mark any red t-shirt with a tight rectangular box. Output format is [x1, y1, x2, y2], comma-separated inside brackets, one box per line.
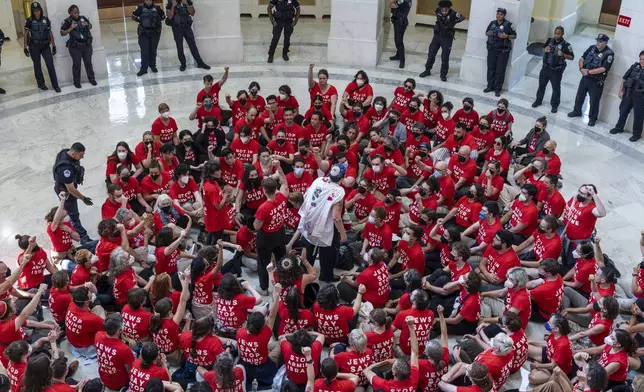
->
[396, 241, 425, 275]
[475, 348, 513, 387]
[313, 379, 355, 392]
[196, 84, 221, 106]
[267, 139, 295, 159]
[434, 117, 455, 142]
[453, 197, 482, 228]
[309, 82, 338, 110]
[365, 328, 395, 363]
[477, 217, 503, 247]
[179, 332, 224, 368]
[114, 176, 142, 203]
[277, 95, 300, 109]
[391, 86, 415, 112]
[140, 172, 172, 196]
[231, 100, 249, 124]
[510, 199, 539, 236]
[153, 317, 180, 353]
[546, 333, 573, 375]
[509, 329, 529, 372]
[374, 200, 402, 235]
[114, 268, 137, 305]
[202, 180, 225, 233]
[369, 145, 405, 166]
[134, 141, 161, 163]
[121, 305, 152, 341]
[477, 174, 504, 201]
[151, 117, 178, 143]
[532, 231, 562, 261]
[0, 318, 27, 368]
[7, 361, 26, 392]
[101, 198, 130, 220]
[278, 122, 305, 149]
[418, 347, 449, 392]
[505, 288, 531, 329]
[234, 117, 264, 140]
[313, 303, 355, 343]
[237, 326, 272, 365]
[236, 226, 256, 252]
[483, 247, 520, 281]
[470, 126, 496, 151]
[48, 287, 72, 323]
[255, 192, 287, 233]
[563, 199, 598, 241]
[452, 109, 480, 130]
[193, 266, 216, 305]
[66, 303, 104, 348]
[277, 307, 315, 336]
[216, 293, 256, 329]
[459, 292, 481, 322]
[344, 81, 373, 106]
[484, 149, 511, 174]
[361, 222, 393, 251]
[408, 194, 439, 224]
[71, 264, 91, 286]
[204, 368, 244, 392]
[45, 382, 75, 392]
[286, 171, 314, 194]
[260, 108, 285, 132]
[301, 124, 328, 149]
[486, 110, 514, 137]
[154, 246, 180, 276]
[371, 365, 419, 392]
[218, 157, 244, 187]
[129, 358, 170, 392]
[239, 181, 266, 210]
[169, 179, 198, 204]
[599, 345, 629, 381]
[17, 248, 48, 289]
[573, 258, 598, 294]
[401, 109, 426, 134]
[335, 348, 373, 385]
[106, 154, 141, 178]
[588, 312, 613, 346]
[448, 262, 472, 283]
[436, 176, 455, 208]
[530, 276, 564, 319]
[230, 138, 260, 164]
[539, 189, 566, 218]
[282, 340, 323, 385]
[47, 222, 74, 253]
[356, 262, 391, 308]
[536, 151, 562, 176]
[448, 156, 477, 186]
[195, 105, 223, 128]
[95, 331, 136, 390]
[347, 190, 377, 220]
[365, 106, 388, 125]
[393, 308, 434, 355]
[363, 166, 397, 195]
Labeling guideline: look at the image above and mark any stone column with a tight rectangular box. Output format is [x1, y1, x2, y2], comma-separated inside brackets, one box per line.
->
[459, 0, 534, 91]
[598, 0, 643, 130]
[192, 0, 243, 64]
[327, 0, 384, 67]
[45, 0, 107, 83]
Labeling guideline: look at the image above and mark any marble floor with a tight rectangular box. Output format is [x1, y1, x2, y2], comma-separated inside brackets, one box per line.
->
[0, 15, 640, 388]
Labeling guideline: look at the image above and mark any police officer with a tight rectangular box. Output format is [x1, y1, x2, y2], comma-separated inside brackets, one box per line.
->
[419, 0, 465, 81]
[0, 29, 5, 94]
[53, 143, 93, 244]
[132, 0, 165, 76]
[389, 0, 412, 69]
[60, 5, 96, 89]
[610, 51, 644, 142]
[24, 2, 60, 92]
[484, 8, 516, 97]
[166, 0, 210, 72]
[267, 0, 300, 63]
[567, 34, 614, 127]
[532, 26, 574, 113]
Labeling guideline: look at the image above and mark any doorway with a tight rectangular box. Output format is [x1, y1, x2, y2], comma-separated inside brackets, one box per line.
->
[599, 0, 622, 26]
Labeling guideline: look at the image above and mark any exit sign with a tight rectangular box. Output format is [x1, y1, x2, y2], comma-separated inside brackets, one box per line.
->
[618, 15, 632, 27]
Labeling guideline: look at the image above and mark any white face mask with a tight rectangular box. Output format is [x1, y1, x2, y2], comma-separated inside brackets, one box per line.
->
[458, 275, 467, 285]
[180, 175, 189, 184]
[294, 168, 304, 176]
[402, 233, 410, 242]
[604, 336, 614, 346]
[504, 280, 514, 289]
[240, 136, 250, 143]
[372, 164, 382, 173]
[368, 216, 376, 224]
[363, 251, 370, 262]
[374, 104, 384, 112]
[280, 93, 288, 101]
[117, 152, 127, 160]
[441, 112, 449, 120]
[161, 111, 170, 118]
[518, 194, 527, 202]
[572, 250, 580, 259]
[356, 79, 365, 87]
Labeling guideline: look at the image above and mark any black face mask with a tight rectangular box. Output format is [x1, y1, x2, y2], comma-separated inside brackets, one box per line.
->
[145, 140, 153, 146]
[419, 188, 427, 197]
[277, 139, 286, 145]
[314, 105, 323, 111]
[497, 108, 506, 114]
[466, 191, 475, 199]
[161, 206, 172, 213]
[409, 107, 418, 113]
[463, 104, 472, 111]
[418, 151, 428, 158]
[448, 253, 456, 261]
[150, 174, 160, 180]
[535, 126, 542, 133]
[479, 124, 488, 130]
[385, 197, 394, 205]
[413, 132, 422, 138]
[492, 243, 502, 250]
[183, 141, 193, 147]
[358, 186, 367, 194]
[419, 218, 427, 226]
[384, 146, 394, 153]
[299, 149, 308, 156]
[120, 175, 130, 182]
[542, 147, 550, 155]
[206, 127, 217, 133]
[389, 117, 398, 124]
[338, 144, 347, 152]
[593, 302, 601, 312]
[440, 237, 449, 244]
[576, 195, 586, 203]
[537, 227, 546, 234]
[458, 155, 467, 163]
[239, 99, 247, 105]
[251, 177, 261, 184]
[530, 166, 539, 174]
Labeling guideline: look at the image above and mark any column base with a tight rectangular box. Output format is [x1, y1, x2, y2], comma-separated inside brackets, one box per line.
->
[194, 35, 244, 64]
[459, 50, 529, 91]
[52, 45, 108, 84]
[327, 34, 383, 68]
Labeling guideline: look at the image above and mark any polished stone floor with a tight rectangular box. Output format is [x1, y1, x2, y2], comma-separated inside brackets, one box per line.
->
[0, 16, 640, 387]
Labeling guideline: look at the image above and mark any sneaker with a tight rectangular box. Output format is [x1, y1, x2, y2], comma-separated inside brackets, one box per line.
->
[38, 84, 48, 91]
[54, 87, 61, 93]
[196, 62, 211, 70]
[483, 87, 493, 93]
[609, 127, 624, 134]
[587, 119, 596, 127]
[74, 82, 81, 89]
[531, 101, 541, 108]
[150, 66, 158, 73]
[283, 54, 289, 61]
[89, 80, 97, 86]
[179, 64, 186, 71]
[630, 135, 641, 142]
[419, 69, 431, 78]
[567, 111, 581, 118]
[136, 69, 147, 77]
[0, 87, 5, 94]
[256, 287, 269, 296]
[267, 54, 274, 63]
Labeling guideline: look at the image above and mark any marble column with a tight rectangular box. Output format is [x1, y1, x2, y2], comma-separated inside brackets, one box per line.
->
[192, 0, 243, 64]
[459, 0, 534, 91]
[598, 0, 643, 130]
[327, 0, 384, 67]
[44, 0, 107, 83]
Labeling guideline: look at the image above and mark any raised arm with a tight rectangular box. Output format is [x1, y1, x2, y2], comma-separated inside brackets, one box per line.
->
[352, 284, 366, 316]
[173, 273, 190, 325]
[406, 315, 419, 367]
[17, 284, 47, 329]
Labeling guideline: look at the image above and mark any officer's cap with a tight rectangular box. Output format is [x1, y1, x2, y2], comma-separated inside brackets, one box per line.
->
[496, 7, 507, 15]
[31, 2, 42, 11]
[438, 0, 452, 8]
[596, 34, 609, 43]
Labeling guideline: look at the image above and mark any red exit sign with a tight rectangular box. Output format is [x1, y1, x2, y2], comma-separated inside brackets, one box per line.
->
[618, 14, 632, 27]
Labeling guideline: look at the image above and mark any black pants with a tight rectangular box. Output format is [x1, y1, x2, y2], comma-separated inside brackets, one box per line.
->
[337, 282, 358, 303]
[425, 34, 453, 77]
[616, 92, 644, 137]
[30, 42, 59, 88]
[130, 199, 147, 216]
[392, 17, 409, 62]
[256, 228, 287, 290]
[68, 44, 95, 84]
[304, 229, 340, 282]
[172, 25, 203, 66]
[573, 76, 604, 122]
[138, 31, 161, 71]
[535, 66, 564, 109]
[486, 49, 510, 92]
[269, 20, 294, 56]
[61, 194, 90, 242]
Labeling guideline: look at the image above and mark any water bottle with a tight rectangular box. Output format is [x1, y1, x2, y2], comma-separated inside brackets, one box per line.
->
[251, 379, 258, 392]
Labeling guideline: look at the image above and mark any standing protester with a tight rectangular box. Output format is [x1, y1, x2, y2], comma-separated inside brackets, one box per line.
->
[568, 34, 614, 127]
[267, 0, 300, 63]
[484, 8, 516, 97]
[532, 26, 574, 113]
[610, 50, 644, 142]
[0, 29, 5, 94]
[53, 143, 93, 244]
[419, 0, 465, 81]
[389, 0, 412, 69]
[60, 5, 96, 88]
[132, 0, 165, 76]
[24, 2, 60, 92]
[166, 0, 210, 72]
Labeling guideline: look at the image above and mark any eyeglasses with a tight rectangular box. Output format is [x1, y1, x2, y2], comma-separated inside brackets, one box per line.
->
[494, 141, 502, 146]
[404, 84, 413, 89]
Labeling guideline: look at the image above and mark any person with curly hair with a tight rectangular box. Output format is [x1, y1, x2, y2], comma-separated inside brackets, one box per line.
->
[199, 352, 245, 392]
[108, 246, 154, 308]
[281, 329, 325, 389]
[272, 251, 317, 310]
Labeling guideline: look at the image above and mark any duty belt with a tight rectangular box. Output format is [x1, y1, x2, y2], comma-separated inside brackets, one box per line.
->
[31, 39, 49, 45]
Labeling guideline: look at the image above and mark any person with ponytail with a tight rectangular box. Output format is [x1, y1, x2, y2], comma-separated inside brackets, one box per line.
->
[276, 286, 315, 337]
[236, 286, 280, 390]
[438, 362, 493, 392]
[179, 316, 228, 370]
[150, 273, 190, 367]
[418, 304, 449, 392]
[331, 329, 373, 388]
[129, 342, 171, 392]
[364, 308, 394, 362]
[21, 353, 53, 392]
[199, 353, 246, 392]
[14, 235, 57, 290]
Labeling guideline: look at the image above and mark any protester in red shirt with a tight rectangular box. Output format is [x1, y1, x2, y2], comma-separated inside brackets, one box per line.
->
[225, 90, 251, 125]
[529, 258, 565, 321]
[432, 161, 455, 208]
[200, 353, 246, 392]
[536, 140, 562, 175]
[180, 317, 226, 369]
[48, 271, 73, 326]
[101, 184, 129, 220]
[360, 207, 393, 252]
[277, 84, 300, 114]
[14, 235, 56, 290]
[563, 241, 598, 295]
[341, 71, 373, 118]
[537, 175, 566, 218]
[190, 95, 223, 130]
[459, 201, 503, 256]
[478, 230, 520, 289]
[140, 161, 172, 203]
[374, 189, 404, 235]
[437, 362, 492, 392]
[568, 296, 618, 347]
[313, 284, 363, 344]
[66, 286, 105, 352]
[363, 154, 407, 198]
[401, 98, 426, 135]
[151, 103, 178, 144]
[281, 330, 325, 387]
[393, 290, 435, 356]
[562, 184, 607, 265]
[452, 97, 480, 131]
[48, 357, 77, 392]
[482, 136, 511, 176]
[480, 267, 531, 329]
[389, 226, 425, 282]
[477, 160, 504, 201]
[391, 78, 417, 112]
[149, 274, 190, 366]
[216, 274, 263, 333]
[45, 193, 82, 261]
[134, 131, 161, 169]
[527, 313, 573, 381]
[196, 71, 228, 108]
[331, 329, 373, 386]
[590, 330, 633, 385]
[303, 95, 333, 126]
[95, 313, 135, 390]
[5, 341, 29, 392]
[442, 184, 483, 230]
[438, 123, 477, 157]
[515, 215, 562, 268]
[105, 141, 143, 183]
[344, 102, 371, 136]
[446, 146, 477, 196]
[487, 98, 514, 138]
[339, 248, 388, 307]
[365, 97, 389, 126]
[309, 356, 359, 392]
[120, 288, 152, 342]
[502, 184, 539, 244]
[471, 116, 496, 157]
[128, 343, 171, 392]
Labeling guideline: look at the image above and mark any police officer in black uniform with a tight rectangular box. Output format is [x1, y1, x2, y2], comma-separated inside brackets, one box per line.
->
[24, 2, 60, 92]
[53, 143, 93, 244]
[568, 34, 614, 127]
[132, 0, 165, 76]
[166, 0, 210, 72]
[419, 0, 465, 81]
[484, 8, 516, 97]
[610, 51, 644, 142]
[60, 5, 96, 89]
[532, 26, 574, 113]
[389, 0, 412, 69]
[0, 29, 5, 94]
[267, 0, 300, 63]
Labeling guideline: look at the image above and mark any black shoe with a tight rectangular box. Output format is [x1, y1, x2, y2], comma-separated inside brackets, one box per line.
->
[389, 55, 400, 61]
[38, 84, 48, 91]
[54, 87, 61, 93]
[89, 80, 97, 86]
[419, 69, 431, 78]
[179, 64, 186, 71]
[283, 54, 289, 61]
[74, 82, 82, 89]
[551, 106, 558, 113]
[495, 91, 501, 97]
[267, 54, 274, 63]
[0, 87, 5, 94]
[196, 62, 211, 70]
[588, 119, 596, 127]
[630, 135, 641, 142]
[440, 75, 447, 82]
[531, 101, 541, 108]
[399, 61, 405, 69]
[137, 70, 147, 77]
[567, 111, 581, 118]
[483, 87, 493, 93]
[150, 66, 158, 73]
[609, 127, 624, 134]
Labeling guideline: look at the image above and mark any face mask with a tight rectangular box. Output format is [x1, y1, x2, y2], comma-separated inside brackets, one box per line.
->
[441, 112, 449, 120]
[542, 147, 550, 155]
[374, 104, 384, 112]
[479, 211, 487, 220]
[314, 105, 322, 110]
[466, 190, 475, 199]
[458, 275, 467, 285]
[418, 150, 428, 158]
[497, 108, 505, 114]
[161, 205, 172, 213]
[353, 111, 362, 118]
[239, 98, 247, 105]
[299, 149, 308, 155]
[402, 233, 410, 242]
[530, 166, 539, 174]
[120, 175, 130, 183]
[249, 90, 258, 97]
[535, 126, 542, 132]
[240, 136, 250, 143]
[389, 117, 398, 124]
[538, 226, 546, 234]
[604, 336, 614, 346]
[294, 168, 304, 176]
[145, 140, 153, 146]
[385, 197, 394, 205]
[432, 171, 443, 179]
[277, 138, 286, 145]
[372, 164, 382, 173]
[280, 93, 288, 101]
[504, 280, 514, 289]
[261, 157, 271, 165]
[572, 250, 581, 259]
[479, 123, 488, 130]
[448, 252, 456, 262]
[150, 174, 160, 180]
[183, 140, 193, 147]
[161, 111, 170, 118]
[545, 322, 552, 332]
[180, 175, 189, 184]
[458, 155, 467, 163]
[356, 79, 365, 87]
[440, 237, 449, 244]
[576, 195, 586, 203]
[368, 216, 376, 224]
[419, 218, 427, 225]
[358, 186, 366, 194]
[463, 104, 472, 111]
[518, 194, 528, 202]
[116, 152, 127, 161]
[204, 103, 213, 109]
[419, 188, 427, 197]
[593, 302, 601, 312]
[409, 107, 418, 113]
[337, 144, 347, 152]
[492, 243, 502, 250]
